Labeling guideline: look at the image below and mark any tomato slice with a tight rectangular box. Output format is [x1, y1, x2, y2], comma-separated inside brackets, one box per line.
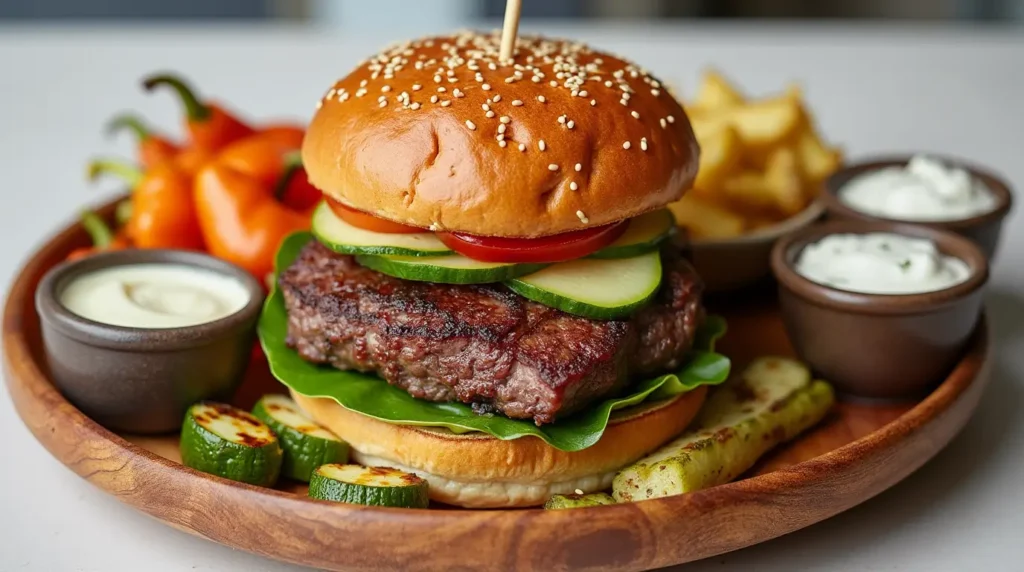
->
[437, 222, 628, 263]
[326, 198, 423, 234]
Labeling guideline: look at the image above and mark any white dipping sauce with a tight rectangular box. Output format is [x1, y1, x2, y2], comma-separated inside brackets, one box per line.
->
[795, 233, 971, 294]
[60, 264, 250, 328]
[839, 155, 996, 221]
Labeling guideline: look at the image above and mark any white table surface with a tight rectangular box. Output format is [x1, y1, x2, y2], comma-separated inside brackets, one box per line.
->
[1, 22, 1023, 572]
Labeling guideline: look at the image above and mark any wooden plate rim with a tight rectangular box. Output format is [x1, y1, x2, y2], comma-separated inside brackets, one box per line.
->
[2, 201, 992, 571]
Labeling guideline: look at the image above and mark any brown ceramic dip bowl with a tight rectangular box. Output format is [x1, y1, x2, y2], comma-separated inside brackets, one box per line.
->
[821, 155, 1013, 260]
[35, 249, 264, 434]
[770, 220, 988, 400]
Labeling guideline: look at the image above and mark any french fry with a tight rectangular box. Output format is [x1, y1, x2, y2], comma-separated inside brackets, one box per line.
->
[795, 125, 842, 188]
[668, 194, 745, 240]
[693, 70, 745, 110]
[693, 126, 743, 192]
[764, 147, 806, 216]
[691, 96, 802, 153]
[720, 148, 804, 217]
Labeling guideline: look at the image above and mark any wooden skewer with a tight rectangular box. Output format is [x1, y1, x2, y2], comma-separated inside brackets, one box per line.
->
[499, 0, 522, 62]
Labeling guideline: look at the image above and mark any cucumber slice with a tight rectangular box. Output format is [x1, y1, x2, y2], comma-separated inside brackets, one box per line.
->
[590, 209, 675, 259]
[312, 202, 451, 257]
[180, 401, 283, 487]
[252, 394, 349, 482]
[505, 251, 662, 319]
[544, 492, 616, 509]
[308, 464, 429, 508]
[356, 253, 545, 285]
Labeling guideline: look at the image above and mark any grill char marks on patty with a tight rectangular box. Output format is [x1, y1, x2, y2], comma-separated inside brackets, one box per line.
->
[280, 241, 703, 425]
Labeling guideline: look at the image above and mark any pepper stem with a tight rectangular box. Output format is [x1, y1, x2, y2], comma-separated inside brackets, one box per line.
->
[79, 211, 113, 248]
[115, 199, 133, 226]
[273, 151, 304, 202]
[106, 114, 151, 141]
[87, 159, 144, 189]
[142, 74, 211, 122]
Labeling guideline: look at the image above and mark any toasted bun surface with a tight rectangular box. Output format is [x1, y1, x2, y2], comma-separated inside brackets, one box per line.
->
[303, 31, 699, 238]
[292, 386, 706, 508]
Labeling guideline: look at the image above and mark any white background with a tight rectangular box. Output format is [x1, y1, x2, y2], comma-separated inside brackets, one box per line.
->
[1, 22, 1023, 571]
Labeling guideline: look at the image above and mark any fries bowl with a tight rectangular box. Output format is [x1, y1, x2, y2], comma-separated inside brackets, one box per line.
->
[670, 69, 841, 291]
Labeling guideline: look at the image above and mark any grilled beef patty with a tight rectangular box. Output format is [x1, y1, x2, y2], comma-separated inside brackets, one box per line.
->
[280, 241, 703, 425]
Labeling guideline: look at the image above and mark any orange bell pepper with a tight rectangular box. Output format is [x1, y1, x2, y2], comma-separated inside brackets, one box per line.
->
[88, 159, 205, 251]
[142, 73, 255, 152]
[194, 129, 317, 278]
[67, 211, 129, 261]
[106, 114, 179, 169]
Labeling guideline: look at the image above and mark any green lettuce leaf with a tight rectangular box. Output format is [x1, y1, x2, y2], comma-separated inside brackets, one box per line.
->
[258, 232, 730, 452]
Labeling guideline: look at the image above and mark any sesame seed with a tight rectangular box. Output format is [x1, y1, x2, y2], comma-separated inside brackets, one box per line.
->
[315, 99, 323, 109]
[482, 103, 490, 111]
[537, 95, 546, 103]
[438, 86, 447, 93]
[579, 90, 588, 97]
[558, 115, 566, 124]
[492, 94, 502, 102]
[411, 102, 421, 110]
[604, 80, 613, 87]
[499, 116, 511, 124]
[567, 120, 575, 129]
[574, 163, 582, 172]
[539, 140, 546, 151]
[512, 100, 523, 106]
[498, 124, 507, 134]
[382, 85, 392, 93]
[651, 88, 660, 96]
[504, 77, 514, 84]
[620, 99, 628, 106]
[549, 80, 558, 87]
[631, 111, 640, 119]
[640, 138, 648, 151]
[499, 140, 507, 148]
[482, 83, 491, 91]
[356, 88, 367, 97]
[379, 100, 387, 108]
[412, 84, 422, 91]
[591, 99, 597, 106]
[518, 143, 526, 152]
[453, 89, 464, 98]
[441, 100, 451, 107]
[667, 115, 676, 123]
[570, 181, 579, 191]
[378, 95, 386, 102]
[623, 141, 631, 149]
[485, 110, 495, 118]
[360, 79, 368, 87]
[465, 120, 476, 130]
[576, 210, 589, 224]
[548, 164, 559, 171]
[434, 74, 442, 83]
[660, 118, 668, 128]
[430, 95, 439, 103]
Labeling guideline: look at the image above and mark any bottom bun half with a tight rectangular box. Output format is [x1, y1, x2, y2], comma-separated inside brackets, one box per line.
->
[292, 386, 707, 508]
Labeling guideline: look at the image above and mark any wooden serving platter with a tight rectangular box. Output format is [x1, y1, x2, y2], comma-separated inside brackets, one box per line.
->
[3, 203, 992, 572]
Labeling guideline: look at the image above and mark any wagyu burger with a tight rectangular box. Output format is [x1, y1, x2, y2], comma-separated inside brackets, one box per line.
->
[261, 30, 719, 508]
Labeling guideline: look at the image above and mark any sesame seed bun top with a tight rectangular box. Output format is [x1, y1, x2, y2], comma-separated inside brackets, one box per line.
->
[302, 30, 700, 237]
